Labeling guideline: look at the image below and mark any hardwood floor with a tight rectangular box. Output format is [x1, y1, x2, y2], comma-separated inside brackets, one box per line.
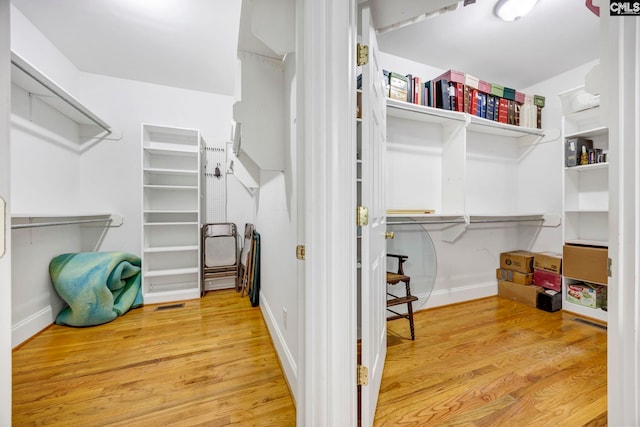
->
[377, 297, 607, 426]
[13, 292, 607, 426]
[12, 289, 296, 426]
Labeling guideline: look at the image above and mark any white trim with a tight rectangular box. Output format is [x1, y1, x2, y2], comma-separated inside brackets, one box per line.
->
[604, 13, 640, 426]
[260, 293, 298, 400]
[420, 281, 498, 310]
[301, 0, 357, 424]
[11, 305, 55, 348]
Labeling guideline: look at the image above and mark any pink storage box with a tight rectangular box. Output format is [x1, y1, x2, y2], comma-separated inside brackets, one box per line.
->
[434, 69, 465, 84]
[515, 91, 525, 104]
[478, 80, 491, 94]
[533, 269, 562, 292]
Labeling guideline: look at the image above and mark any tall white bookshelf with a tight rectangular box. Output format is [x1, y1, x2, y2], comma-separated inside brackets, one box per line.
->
[142, 124, 204, 304]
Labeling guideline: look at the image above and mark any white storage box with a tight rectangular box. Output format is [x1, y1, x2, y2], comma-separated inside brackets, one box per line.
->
[559, 86, 600, 115]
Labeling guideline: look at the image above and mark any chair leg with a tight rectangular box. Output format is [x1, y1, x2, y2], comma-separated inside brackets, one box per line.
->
[405, 280, 415, 340]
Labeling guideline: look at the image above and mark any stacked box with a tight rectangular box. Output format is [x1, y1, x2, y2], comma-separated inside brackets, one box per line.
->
[500, 250, 534, 273]
[498, 251, 541, 307]
[498, 280, 544, 308]
[566, 282, 607, 309]
[496, 268, 533, 285]
[537, 289, 562, 312]
[533, 252, 563, 292]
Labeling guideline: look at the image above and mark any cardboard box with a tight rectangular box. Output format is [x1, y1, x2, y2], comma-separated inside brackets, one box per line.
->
[566, 282, 607, 309]
[496, 268, 533, 285]
[563, 244, 608, 285]
[533, 269, 562, 292]
[500, 250, 535, 274]
[534, 252, 562, 274]
[537, 289, 562, 312]
[498, 280, 544, 308]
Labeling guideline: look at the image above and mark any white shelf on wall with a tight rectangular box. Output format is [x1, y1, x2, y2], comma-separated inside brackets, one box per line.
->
[11, 213, 123, 229]
[10, 51, 113, 148]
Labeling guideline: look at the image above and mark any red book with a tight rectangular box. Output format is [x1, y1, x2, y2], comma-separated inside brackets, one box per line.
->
[456, 83, 464, 112]
[413, 76, 421, 105]
[470, 89, 479, 116]
[498, 98, 509, 124]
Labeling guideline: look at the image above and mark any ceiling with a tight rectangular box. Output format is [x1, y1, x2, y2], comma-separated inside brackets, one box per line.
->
[372, 0, 601, 89]
[10, 0, 600, 94]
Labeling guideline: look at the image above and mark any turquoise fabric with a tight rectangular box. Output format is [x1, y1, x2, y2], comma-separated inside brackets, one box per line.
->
[50, 252, 143, 327]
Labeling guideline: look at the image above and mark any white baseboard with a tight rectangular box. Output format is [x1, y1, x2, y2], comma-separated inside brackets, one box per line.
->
[12, 305, 55, 348]
[259, 293, 298, 403]
[416, 281, 498, 312]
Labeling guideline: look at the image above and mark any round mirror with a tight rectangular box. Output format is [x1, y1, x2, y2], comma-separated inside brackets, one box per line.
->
[386, 217, 437, 310]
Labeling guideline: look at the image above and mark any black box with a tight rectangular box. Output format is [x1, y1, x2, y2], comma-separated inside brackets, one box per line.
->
[537, 290, 562, 312]
[565, 137, 593, 167]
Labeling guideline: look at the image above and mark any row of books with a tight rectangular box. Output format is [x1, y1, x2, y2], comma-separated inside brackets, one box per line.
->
[385, 69, 546, 129]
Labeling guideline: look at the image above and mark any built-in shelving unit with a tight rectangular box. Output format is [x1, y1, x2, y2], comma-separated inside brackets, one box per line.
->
[385, 98, 548, 232]
[561, 91, 608, 323]
[142, 124, 203, 304]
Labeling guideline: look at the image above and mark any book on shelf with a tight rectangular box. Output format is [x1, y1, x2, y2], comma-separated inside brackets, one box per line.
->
[470, 89, 479, 116]
[498, 98, 509, 124]
[463, 85, 471, 114]
[413, 76, 422, 105]
[486, 95, 496, 120]
[448, 81, 457, 111]
[435, 79, 450, 110]
[406, 74, 413, 103]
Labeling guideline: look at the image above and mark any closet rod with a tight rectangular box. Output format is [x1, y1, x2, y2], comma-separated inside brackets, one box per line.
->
[388, 220, 466, 225]
[12, 218, 113, 229]
[387, 218, 543, 226]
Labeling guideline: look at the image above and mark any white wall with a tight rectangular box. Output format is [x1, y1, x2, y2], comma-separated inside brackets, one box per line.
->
[0, 0, 12, 422]
[230, 50, 299, 400]
[517, 59, 600, 253]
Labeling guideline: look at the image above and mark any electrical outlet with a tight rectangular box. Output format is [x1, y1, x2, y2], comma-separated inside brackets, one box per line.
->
[282, 307, 288, 330]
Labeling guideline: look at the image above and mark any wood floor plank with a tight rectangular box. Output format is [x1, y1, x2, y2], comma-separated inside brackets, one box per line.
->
[376, 296, 607, 426]
[14, 292, 607, 426]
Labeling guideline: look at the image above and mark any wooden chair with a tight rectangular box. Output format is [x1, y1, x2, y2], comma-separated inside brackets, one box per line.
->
[238, 223, 255, 296]
[386, 253, 418, 340]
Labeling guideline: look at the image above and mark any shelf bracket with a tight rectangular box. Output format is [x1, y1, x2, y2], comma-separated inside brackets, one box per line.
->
[441, 214, 470, 243]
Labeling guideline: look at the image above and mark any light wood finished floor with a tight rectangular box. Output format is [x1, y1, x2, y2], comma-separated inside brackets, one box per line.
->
[13, 292, 607, 426]
[12, 289, 296, 426]
[378, 297, 608, 426]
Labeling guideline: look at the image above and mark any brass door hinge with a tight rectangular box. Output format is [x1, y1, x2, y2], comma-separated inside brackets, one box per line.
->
[296, 245, 305, 260]
[357, 43, 369, 66]
[357, 365, 369, 386]
[357, 206, 369, 226]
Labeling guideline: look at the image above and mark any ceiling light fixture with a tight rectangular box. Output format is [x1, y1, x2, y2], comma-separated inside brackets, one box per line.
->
[494, 0, 538, 21]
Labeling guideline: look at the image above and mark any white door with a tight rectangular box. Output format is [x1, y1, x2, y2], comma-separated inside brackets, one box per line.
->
[359, 5, 387, 425]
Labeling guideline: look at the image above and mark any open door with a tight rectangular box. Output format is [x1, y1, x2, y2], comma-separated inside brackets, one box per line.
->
[358, 4, 387, 425]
